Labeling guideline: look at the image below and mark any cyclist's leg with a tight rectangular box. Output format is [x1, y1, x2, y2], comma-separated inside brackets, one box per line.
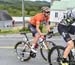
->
[62, 25, 75, 64]
[28, 24, 40, 53]
[69, 25, 75, 47]
[58, 24, 74, 64]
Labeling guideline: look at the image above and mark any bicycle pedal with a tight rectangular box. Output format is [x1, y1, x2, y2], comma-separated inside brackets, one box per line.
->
[30, 51, 36, 58]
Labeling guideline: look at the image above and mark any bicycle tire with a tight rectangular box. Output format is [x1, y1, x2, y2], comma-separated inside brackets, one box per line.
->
[48, 46, 71, 65]
[14, 41, 31, 61]
[40, 41, 56, 61]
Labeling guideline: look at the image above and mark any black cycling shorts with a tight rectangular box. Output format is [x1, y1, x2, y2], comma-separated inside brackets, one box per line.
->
[28, 23, 37, 37]
[58, 24, 75, 42]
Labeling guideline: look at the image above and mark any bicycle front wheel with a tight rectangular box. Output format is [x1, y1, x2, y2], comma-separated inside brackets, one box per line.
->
[40, 41, 56, 61]
[48, 46, 70, 65]
[14, 41, 31, 61]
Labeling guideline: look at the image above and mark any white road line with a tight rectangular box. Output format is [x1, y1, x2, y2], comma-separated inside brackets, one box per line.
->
[0, 46, 14, 49]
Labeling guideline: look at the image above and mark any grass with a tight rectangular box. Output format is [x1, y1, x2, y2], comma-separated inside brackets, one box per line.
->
[0, 26, 30, 34]
[0, 23, 59, 36]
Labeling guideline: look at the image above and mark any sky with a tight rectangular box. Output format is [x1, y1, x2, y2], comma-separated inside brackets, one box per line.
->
[31, 0, 51, 2]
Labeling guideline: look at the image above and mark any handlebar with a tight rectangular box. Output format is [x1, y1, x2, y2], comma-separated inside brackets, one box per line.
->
[44, 31, 54, 38]
[20, 31, 54, 39]
[38, 31, 54, 42]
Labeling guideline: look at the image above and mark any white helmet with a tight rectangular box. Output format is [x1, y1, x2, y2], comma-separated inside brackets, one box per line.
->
[41, 6, 50, 12]
[67, 8, 75, 19]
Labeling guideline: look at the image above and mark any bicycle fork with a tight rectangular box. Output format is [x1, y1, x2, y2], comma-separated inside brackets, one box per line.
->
[42, 42, 48, 50]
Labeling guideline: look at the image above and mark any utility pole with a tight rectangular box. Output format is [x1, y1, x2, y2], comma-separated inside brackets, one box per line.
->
[22, 0, 25, 28]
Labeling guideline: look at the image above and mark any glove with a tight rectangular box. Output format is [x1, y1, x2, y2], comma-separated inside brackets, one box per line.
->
[47, 31, 53, 35]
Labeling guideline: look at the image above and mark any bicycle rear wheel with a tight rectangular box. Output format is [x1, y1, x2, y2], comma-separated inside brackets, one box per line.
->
[14, 41, 31, 61]
[40, 41, 56, 61]
[48, 46, 70, 65]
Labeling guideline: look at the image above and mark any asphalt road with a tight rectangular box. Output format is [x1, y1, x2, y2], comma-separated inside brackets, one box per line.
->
[0, 34, 74, 65]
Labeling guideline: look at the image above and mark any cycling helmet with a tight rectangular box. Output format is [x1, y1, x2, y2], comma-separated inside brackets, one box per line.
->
[67, 8, 75, 19]
[41, 6, 50, 12]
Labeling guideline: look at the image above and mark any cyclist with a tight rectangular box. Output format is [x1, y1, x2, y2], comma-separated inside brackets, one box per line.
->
[58, 8, 75, 65]
[28, 6, 50, 54]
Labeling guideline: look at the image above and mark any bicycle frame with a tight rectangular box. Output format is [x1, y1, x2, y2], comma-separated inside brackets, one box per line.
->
[15, 32, 55, 61]
[21, 33, 31, 48]
[21, 32, 53, 50]
[39, 39, 48, 50]
[43, 41, 47, 49]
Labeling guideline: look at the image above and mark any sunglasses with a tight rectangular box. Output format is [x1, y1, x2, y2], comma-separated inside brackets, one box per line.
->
[45, 11, 50, 13]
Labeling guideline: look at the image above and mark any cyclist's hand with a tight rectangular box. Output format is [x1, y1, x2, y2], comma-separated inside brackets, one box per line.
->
[47, 31, 53, 35]
[40, 33, 45, 39]
[48, 29, 50, 33]
[40, 35, 45, 39]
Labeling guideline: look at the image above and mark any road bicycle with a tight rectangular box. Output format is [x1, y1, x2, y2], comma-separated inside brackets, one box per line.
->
[48, 39, 75, 65]
[14, 31, 56, 62]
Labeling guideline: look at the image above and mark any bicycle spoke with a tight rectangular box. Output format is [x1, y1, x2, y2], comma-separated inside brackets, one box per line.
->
[15, 41, 31, 61]
[48, 46, 71, 65]
[40, 41, 55, 61]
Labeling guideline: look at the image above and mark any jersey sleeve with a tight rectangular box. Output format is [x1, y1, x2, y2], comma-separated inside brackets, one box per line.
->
[35, 14, 42, 25]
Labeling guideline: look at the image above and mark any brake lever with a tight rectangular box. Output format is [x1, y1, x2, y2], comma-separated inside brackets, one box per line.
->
[47, 31, 54, 38]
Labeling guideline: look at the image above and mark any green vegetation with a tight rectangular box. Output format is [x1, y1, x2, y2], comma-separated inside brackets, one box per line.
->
[0, 0, 50, 16]
[0, 27, 59, 36]
[0, 27, 29, 34]
[0, 23, 55, 34]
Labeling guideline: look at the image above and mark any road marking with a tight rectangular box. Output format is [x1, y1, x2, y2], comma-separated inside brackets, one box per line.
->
[0, 46, 50, 50]
[0, 46, 14, 49]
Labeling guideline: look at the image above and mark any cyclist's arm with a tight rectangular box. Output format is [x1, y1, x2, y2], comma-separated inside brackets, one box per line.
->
[36, 21, 43, 36]
[46, 21, 50, 32]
